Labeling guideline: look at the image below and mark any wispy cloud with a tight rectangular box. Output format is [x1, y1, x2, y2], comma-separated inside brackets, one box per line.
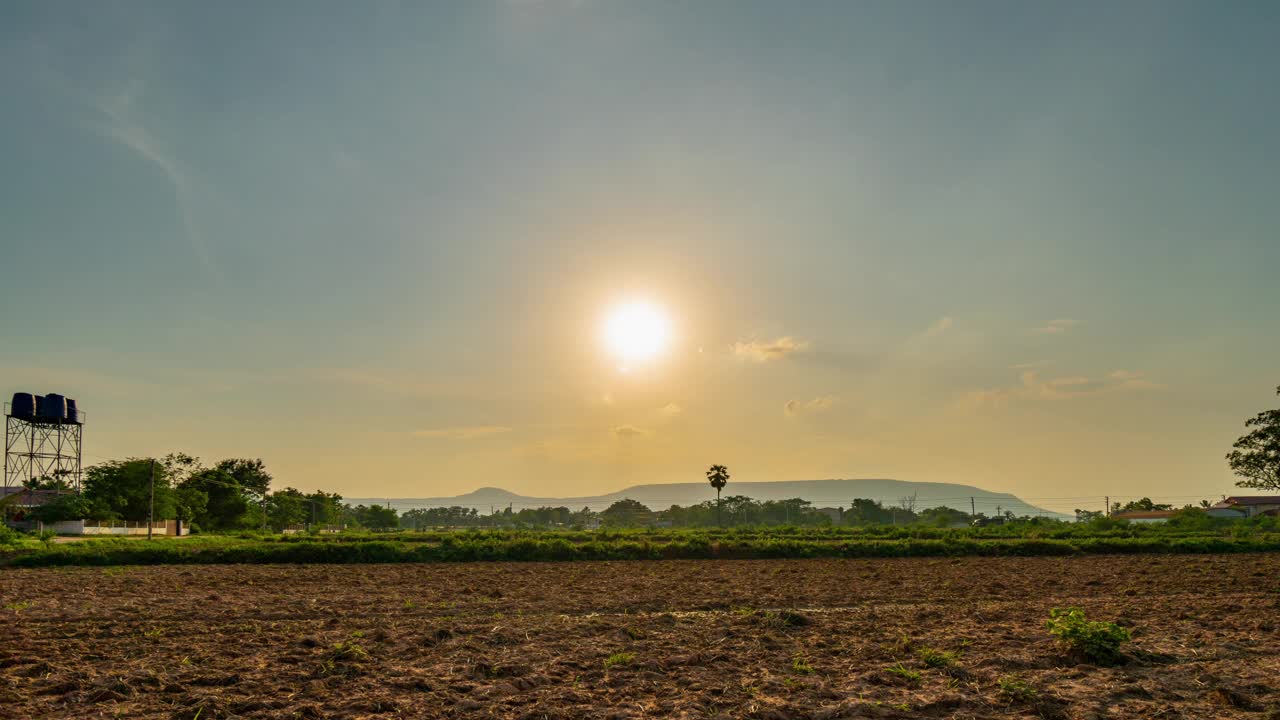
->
[784, 396, 837, 418]
[922, 316, 954, 338]
[413, 426, 512, 440]
[957, 369, 1162, 410]
[97, 83, 219, 281]
[613, 425, 648, 439]
[1031, 318, 1081, 335]
[731, 336, 810, 363]
[657, 403, 683, 418]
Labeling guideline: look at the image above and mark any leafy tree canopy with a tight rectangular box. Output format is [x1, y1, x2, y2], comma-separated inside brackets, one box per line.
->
[83, 458, 175, 522]
[216, 458, 272, 497]
[1227, 386, 1280, 491]
[1112, 498, 1173, 514]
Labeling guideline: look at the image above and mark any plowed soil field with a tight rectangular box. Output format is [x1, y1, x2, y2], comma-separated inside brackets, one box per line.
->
[3, 555, 1278, 719]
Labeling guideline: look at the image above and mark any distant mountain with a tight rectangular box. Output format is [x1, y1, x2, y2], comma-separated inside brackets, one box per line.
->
[349, 479, 1067, 519]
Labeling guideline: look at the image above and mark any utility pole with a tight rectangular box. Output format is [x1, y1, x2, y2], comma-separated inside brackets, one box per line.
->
[1105, 496, 1110, 518]
[147, 459, 155, 540]
[970, 497, 976, 518]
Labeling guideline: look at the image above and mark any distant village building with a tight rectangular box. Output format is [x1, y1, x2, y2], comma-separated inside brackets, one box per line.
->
[2, 487, 186, 536]
[0, 487, 63, 521]
[1110, 510, 1178, 524]
[1210, 496, 1280, 518]
[815, 507, 844, 524]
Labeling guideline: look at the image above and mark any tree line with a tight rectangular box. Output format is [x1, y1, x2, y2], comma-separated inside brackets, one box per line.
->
[23, 455, 353, 532]
[396, 495, 1015, 530]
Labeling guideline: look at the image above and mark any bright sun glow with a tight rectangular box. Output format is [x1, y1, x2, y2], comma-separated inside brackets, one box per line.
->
[602, 300, 671, 368]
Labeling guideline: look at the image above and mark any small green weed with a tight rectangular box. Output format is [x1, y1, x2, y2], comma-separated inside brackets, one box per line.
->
[917, 646, 957, 668]
[886, 662, 921, 683]
[331, 639, 369, 661]
[604, 652, 634, 669]
[1045, 607, 1131, 665]
[997, 675, 1038, 702]
[791, 654, 814, 674]
[4, 600, 33, 612]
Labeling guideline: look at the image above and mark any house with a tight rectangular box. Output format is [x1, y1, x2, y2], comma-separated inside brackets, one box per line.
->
[1210, 496, 1280, 518]
[2, 486, 187, 535]
[1111, 510, 1178, 524]
[0, 487, 64, 522]
[815, 507, 844, 524]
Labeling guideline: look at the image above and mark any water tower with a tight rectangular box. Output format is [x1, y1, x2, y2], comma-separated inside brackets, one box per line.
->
[4, 392, 85, 491]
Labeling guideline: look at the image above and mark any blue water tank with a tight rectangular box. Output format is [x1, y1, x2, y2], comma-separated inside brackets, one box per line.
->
[65, 397, 79, 423]
[39, 393, 67, 422]
[10, 393, 36, 419]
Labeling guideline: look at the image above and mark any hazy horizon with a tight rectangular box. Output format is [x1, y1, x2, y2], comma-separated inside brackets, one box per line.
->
[3, 1, 1277, 502]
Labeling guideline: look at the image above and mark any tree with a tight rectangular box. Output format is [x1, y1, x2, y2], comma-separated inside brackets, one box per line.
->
[307, 491, 344, 527]
[847, 498, 894, 526]
[601, 498, 651, 527]
[215, 458, 272, 498]
[1226, 386, 1280, 491]
[706, 464, 729, 527]
[266, 488, 310, 531]
[162, 453, 203, 486]
[28, 493, 92, 524]
[917, 506, 969, 528]
[1111, 498, 1172, 514]
[897, 493, 918, 514]
[345, 503, 399, 530]
[172, 485, 209, 528]
[83, 459, 175, 522]
[181, 469, 251, 530]
[23, 475, 73, 492]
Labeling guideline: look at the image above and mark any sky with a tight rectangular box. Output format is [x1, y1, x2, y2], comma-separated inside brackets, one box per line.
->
[2, 1, 1277, 512]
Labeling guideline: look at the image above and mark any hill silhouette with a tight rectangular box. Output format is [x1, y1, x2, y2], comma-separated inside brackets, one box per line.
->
[350, 479, 1066, 519]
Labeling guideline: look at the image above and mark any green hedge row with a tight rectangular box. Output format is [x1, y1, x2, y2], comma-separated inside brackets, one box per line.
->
[7, 534, 1280, 567]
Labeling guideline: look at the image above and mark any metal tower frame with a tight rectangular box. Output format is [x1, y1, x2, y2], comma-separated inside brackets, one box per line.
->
[4, 403, 84, 492]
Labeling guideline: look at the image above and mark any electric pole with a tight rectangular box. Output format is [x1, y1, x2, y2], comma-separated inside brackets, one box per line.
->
[970, 497, 976, 518]
[147, 458, 155, 540]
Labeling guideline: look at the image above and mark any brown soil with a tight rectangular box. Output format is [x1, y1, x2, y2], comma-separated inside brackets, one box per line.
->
[2, 555, 1279, 719]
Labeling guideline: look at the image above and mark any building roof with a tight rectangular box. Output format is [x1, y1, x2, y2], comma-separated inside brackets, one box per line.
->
[0, 487, 67, 507]
[1112, 510, 1178, 520]
[1212, 496, 1280, 509]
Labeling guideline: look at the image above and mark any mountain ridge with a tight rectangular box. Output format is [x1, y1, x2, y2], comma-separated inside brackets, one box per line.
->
[350, 478, 1068, 519]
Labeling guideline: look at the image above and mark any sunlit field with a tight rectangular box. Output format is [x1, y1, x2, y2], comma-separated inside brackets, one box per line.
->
[4, 555, 1278, 719]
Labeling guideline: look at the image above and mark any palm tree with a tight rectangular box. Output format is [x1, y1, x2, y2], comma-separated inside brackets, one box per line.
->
[706, 464, 729, 527]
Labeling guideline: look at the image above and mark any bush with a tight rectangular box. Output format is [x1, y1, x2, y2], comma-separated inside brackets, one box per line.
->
[0, 525, 25, 548]
[5, 527, 1280, 568]
[1045, 607, 1130, 665]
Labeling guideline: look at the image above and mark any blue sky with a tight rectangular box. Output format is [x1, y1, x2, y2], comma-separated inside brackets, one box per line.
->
[2, 1, 1277, 509]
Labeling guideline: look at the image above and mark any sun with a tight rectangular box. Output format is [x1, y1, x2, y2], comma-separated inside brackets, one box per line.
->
[601, 300, 671, 368]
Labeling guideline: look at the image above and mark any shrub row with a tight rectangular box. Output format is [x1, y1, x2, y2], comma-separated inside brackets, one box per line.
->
[6, 533, 1280, 567]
